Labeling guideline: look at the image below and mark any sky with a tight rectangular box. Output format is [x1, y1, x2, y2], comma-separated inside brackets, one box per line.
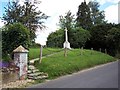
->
[0, 0, 119, 45]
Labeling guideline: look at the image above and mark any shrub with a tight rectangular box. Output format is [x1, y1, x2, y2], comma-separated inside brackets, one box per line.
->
[2, 23, 30, 61]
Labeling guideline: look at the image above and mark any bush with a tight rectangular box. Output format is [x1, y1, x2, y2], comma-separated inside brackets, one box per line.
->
[2, 23, 30, 61]
[70, 27, 91, 48]
[47, 27, 91, 48]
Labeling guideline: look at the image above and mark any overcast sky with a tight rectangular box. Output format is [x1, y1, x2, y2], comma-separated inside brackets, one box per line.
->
[0, 0, 119, 45]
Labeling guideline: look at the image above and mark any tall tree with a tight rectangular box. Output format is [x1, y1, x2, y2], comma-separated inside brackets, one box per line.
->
[2, 1, 48, 42]
[89, 23, 114, 50]
[88, 1, 106, 25]
[106, 27, 120, 56]
[59, 10, 75, 30]
[76, 0, 92, 30]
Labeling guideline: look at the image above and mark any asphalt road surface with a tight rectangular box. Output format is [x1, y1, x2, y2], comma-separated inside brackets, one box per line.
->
[28, 61, 118, 88]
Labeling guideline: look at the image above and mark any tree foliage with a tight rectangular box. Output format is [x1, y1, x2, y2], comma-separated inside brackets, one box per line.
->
[106, 27, 120, 55]
[2, 1, 48, 41]
[47, 27, 91, 48]
[59, 10, 75, 30]
[47, 9, 91, 48]
[85, 23, 120, 56]
[47, 29, 64, 48]
[76, 1, 105, 30]
[89, 23, 113, 49]
[88, 1, 106, 25]
[58, 11, 75, 46]
[2, 23, 30, 58]
[76, 1, 92, 30]
[70, 27, 91, 48]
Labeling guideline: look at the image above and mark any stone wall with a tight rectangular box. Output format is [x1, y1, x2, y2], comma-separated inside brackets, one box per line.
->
[2, 64, 19, 84]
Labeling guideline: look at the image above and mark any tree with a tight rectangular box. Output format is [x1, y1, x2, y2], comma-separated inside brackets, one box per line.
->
[76, 1, 106, 30]
[106, 27, 120, 56]
[47, 27, 91, 48]
[88, 1, 106, 25]
[59, 10, 75, 30]
[87, 23, 114, 50]
[76, 1, 92, 30]
[47, 29, 64, 48]
[47, 10, 75, 48]
[2, 1, 48, 42]
[2, 23, 30, 60]
[58, 11, 76, 46]
[70, 27, 91, 48]
[47, 10, 91, 48]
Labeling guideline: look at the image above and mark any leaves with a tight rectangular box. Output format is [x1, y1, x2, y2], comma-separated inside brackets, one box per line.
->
[2, 1, 48, 41]
[76, 1, 92, 30]
[106, 27, 120, 51]
[47, 27, 91, 48]
[2, 23, 30, 59]
[88, 1, 106, 25]
[59, 10, 75, 31]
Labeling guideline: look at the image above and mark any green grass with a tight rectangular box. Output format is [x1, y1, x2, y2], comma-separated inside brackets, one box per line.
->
[35, 49, 116, 79]
[29, 48, 63, 60]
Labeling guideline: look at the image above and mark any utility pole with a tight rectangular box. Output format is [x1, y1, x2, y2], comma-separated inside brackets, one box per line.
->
[118, 1, 120, 23]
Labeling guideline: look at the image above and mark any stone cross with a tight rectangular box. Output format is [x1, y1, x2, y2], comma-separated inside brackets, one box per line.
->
[65, 28, 68, 42]
[63, 28, 71, 49]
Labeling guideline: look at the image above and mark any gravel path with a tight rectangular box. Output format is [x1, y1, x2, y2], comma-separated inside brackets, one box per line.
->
[1, 79, 34, 88]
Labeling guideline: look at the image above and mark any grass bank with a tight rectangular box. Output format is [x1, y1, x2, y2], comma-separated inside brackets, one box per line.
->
[29, 48, 62, 60]
[35, 49, 116, 79]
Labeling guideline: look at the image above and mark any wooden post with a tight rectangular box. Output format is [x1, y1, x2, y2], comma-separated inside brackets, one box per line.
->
[99, 48, 101, 52]
[64, 47, 67, 57]
[105, 49, 107, 54]
[40, 45, 43, 63]
[80, 47, 83, 55]
[91, 48, 93, 55]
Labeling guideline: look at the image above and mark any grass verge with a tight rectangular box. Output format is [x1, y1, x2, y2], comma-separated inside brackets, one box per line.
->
[35, 49, 116, 79]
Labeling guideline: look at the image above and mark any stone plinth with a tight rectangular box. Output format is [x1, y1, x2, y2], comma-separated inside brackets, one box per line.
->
[63, 41, 71, 49]
[13, 45, 29, 80]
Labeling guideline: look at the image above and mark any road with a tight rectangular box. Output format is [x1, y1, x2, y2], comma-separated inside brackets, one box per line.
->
[27, 61, 118, 88]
